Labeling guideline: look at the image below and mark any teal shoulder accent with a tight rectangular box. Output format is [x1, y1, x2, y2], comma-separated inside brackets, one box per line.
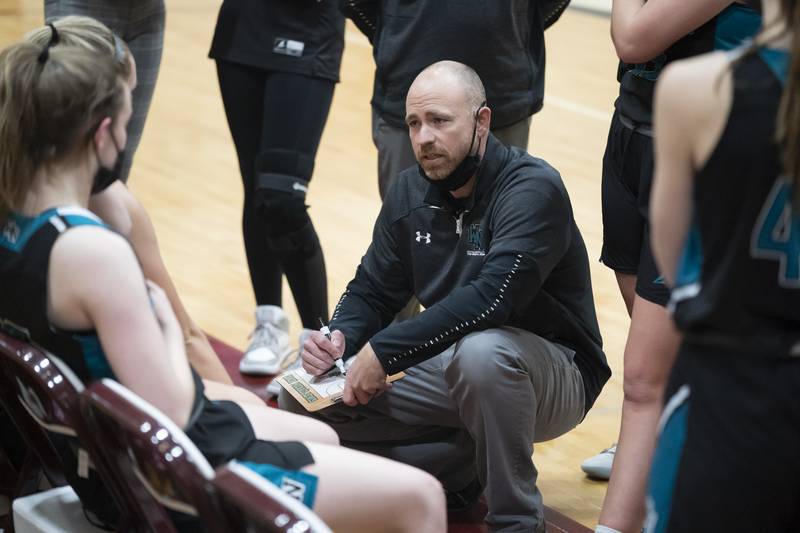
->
[758, 48, 789, 85]
[60, 215, 105, 228]
[0, 206, 107, 252]
[715, 5, 762, 51]
[675, 224, 704, 288]
[55, 206, 106, 229]
[0, 208, 60, 252]
[72, 333, 115, 380]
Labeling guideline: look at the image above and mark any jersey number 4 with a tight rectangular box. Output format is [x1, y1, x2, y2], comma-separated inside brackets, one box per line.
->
[752, 177, 800, 288]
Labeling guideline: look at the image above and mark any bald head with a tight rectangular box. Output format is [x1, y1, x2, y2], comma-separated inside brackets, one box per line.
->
[404, 61, 492, 190]
[407, 61, 486, 112]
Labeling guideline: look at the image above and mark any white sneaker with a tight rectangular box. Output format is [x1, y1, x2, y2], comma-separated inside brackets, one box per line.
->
[266, 328, 314, 396]
[581, 444, 616, 480]
[239, 305, 292, 376]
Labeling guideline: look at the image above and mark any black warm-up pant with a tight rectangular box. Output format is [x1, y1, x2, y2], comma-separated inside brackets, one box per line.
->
[216, 61, 334, 327]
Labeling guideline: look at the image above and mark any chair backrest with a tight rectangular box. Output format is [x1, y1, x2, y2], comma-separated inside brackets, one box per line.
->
[0, 329, 171, 532]
[81, 379, 223, 531]
[0, 329, 84, 488]
[213, 461, 333, 533]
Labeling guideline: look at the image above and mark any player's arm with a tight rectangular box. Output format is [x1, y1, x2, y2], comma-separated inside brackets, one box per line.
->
[118, 186, 232, 383]
[650, 53, 732, 285]
[329, 198, 414, 361]
[611, 0, 732, 63]
[48, 227, 196, 427]
[90, 183, 231, 384]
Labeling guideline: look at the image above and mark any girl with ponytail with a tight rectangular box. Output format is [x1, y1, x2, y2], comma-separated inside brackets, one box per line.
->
[648, 1, 800, 530]
[21, 16, 234, 385]
[591, 2, 761, 532]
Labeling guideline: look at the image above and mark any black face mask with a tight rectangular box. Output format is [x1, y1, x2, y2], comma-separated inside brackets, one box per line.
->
[418, 103, 485, 193]
[92, 131, 124, 194]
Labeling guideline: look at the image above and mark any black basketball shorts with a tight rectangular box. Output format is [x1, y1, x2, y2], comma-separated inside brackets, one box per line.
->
[600, 110, 669, 306]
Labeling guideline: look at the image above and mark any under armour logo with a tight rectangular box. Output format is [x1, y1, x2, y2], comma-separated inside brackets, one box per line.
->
[416, 231, 431, 244]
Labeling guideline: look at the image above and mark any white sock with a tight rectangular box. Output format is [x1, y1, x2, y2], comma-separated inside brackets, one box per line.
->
[595, 526, 622, 533]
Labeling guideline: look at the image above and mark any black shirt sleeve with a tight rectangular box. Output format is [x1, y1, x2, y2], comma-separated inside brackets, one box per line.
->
[370, 174, 573, 375]
[340, 0, 379, 42]
[329, 200, 413, 361]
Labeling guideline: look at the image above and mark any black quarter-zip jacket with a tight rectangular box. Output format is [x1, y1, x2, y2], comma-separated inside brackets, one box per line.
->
[331, 135, 610, 412]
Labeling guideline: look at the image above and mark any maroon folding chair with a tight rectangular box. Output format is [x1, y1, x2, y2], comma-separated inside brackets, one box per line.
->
[213, 461, 332, 533]
[0, 328, 167, 532]
[81, 379, 227, 532]
[0, 330, 76, 490]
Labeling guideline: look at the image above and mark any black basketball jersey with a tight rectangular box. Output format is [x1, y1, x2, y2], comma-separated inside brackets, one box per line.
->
[671, 48, 800, 356]
[0, 206, 123, 525]
[209, 0, 345, 82]
[615, 3, 761, 126]
[0, 206, 115, 382]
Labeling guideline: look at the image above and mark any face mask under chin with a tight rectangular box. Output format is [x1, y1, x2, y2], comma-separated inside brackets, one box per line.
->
[418, 150, 480, 193]
[92, 129, 125, 194]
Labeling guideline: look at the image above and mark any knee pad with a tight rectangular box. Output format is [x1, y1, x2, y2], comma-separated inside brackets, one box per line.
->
[254, 148, 314, 204]
[254, 148, 313, 227]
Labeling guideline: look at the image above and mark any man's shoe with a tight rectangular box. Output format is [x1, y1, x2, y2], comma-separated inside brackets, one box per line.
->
[445, 477, 483, 512]
[239, 305, 292, 375]
[266, 328, 313, 396]
[581, 444, 616, 480]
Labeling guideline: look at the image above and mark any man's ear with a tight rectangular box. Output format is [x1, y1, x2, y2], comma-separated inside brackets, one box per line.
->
[92, 117, 113, 150]
[477, 106, 492, 137]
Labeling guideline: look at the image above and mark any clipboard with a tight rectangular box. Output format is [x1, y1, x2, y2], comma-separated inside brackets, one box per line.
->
[275, 357, 404, 412]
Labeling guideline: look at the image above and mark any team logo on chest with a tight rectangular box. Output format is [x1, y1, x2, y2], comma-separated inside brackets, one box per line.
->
[2, 220, 20, 244]
[466, 223, 485, 256]
[416, 231, 431, 244]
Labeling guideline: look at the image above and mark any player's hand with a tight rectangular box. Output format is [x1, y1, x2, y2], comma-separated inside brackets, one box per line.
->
[301, 330, 345, 376]
[343, 343, 389, 406]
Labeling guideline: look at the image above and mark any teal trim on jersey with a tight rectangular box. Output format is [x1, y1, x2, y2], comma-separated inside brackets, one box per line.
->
[61, 214, 104, 228]
[240, 461, 318, 508]
[675, 225, 703, 287]
[646, 394, 690, 533]
[714, 5, 761, 51]
[0, 208, 61, 252]
[0, 208, 106, 253]
[759, 48, 789, 85]
[73, 333, 115, 380]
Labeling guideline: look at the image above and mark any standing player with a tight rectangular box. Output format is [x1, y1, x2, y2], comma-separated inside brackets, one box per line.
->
[44, 0, 165, 184]
[209, 1, 345, 375]
[647, 0, 799, 530]
[587, 2, 761, 532]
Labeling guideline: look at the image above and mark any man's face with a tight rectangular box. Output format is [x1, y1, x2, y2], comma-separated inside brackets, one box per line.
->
[406, 79, 475, 180]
